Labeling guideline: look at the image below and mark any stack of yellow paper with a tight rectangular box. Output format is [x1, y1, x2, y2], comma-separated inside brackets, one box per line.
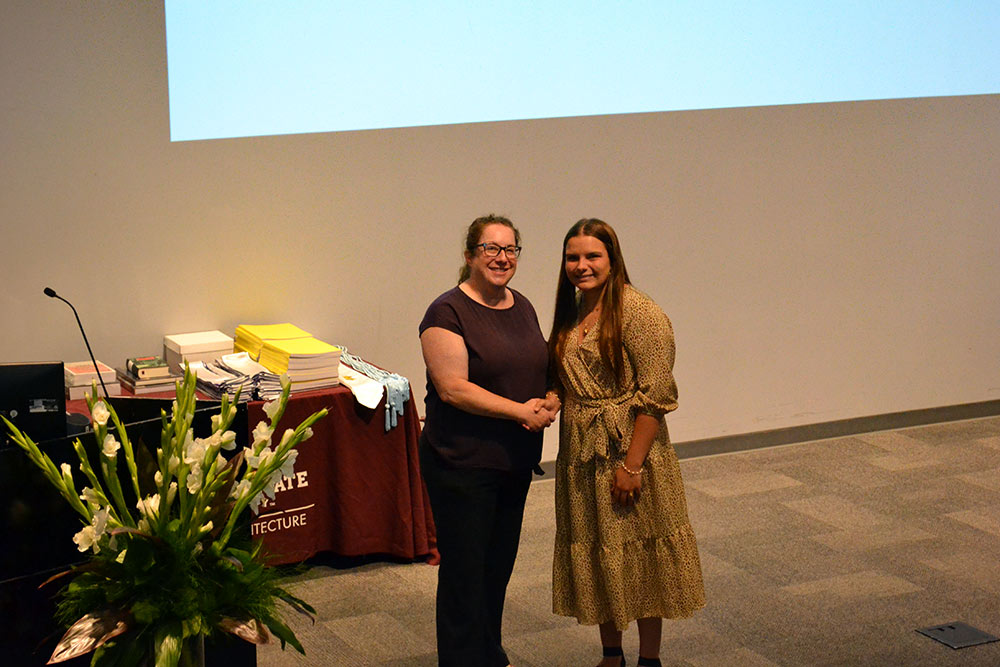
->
[233, 323, 341, 392]
[234, 323, 312, 360]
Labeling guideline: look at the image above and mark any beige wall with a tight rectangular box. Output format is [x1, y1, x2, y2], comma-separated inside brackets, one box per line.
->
[3, 2, 999, 460]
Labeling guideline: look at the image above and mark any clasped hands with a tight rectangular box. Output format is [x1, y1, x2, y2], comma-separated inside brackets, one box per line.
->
[519, 394, 561, 432]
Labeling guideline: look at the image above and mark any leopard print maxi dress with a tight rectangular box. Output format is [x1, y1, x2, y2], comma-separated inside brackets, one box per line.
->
[553, 285, 705, 630]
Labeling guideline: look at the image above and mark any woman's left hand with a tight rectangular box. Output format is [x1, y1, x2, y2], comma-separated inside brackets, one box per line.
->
[611, 466, 642, 507]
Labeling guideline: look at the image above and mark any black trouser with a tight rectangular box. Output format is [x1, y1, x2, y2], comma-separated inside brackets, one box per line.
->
[420, 441, 532, 667]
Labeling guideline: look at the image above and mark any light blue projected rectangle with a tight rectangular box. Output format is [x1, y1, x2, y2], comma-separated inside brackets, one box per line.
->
[164, 1, 1000, 142]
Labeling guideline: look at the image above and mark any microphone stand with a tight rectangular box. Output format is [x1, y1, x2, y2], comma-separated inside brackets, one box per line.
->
[44, 287, 110, 399]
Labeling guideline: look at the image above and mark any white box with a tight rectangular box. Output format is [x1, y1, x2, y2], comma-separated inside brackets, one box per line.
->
[163, 330, 234, 373]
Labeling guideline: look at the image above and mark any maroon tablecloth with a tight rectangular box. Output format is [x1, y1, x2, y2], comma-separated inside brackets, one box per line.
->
[247, 385, 437, 564]
[67, 385, 437, 565]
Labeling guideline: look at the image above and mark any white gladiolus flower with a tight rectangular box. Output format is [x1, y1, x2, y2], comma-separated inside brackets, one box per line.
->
[278, 429, 294, 449]
[167, 481, 177, 505]
[262, 474, 277, 500]
[186, 466, 203, 494]
[93, 508, 109, 535]
[185, 438, 207, 467]
[200, 521, 214, 534]
[246, 446, 275, 470]
[211, 414, 222, 430]
[261, 448, 276, 465]
[80, 487, 101, 505]
[137, 494, 160, 518]
[301, 426, 314, 441]
[263, 399, 280, 421]
[73, 525, 97, 553]
[204, 431, 223, 450]
[279, 449, 298, 480]
[154, 470, 163, 486]
[73, 508, 110, 553]
[91, 401, 110, 426]
[102, 434, 120, 458]
[219, 430, 237, 451]
[249, 492, 265, 513]
[231, 478, 251, 501]
[256, 448, 276, 471]
[60, 462, 72, 476]
[168, 455, 180, 474]
[251, 421, 272, 449]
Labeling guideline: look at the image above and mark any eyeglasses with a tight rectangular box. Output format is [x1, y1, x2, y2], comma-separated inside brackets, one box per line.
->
[477, 243, 522, 259]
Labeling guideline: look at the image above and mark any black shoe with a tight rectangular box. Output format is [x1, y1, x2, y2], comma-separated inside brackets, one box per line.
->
[637, 658, 662, 667]
[602, 646, 626, 667]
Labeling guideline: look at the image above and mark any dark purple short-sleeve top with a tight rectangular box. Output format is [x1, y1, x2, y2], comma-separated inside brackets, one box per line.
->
[419, 286, 547, 470]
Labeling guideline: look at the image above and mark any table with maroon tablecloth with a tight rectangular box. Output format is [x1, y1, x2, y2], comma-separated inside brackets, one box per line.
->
[246, 385, 436, 564]
[67, 384, 436, 565]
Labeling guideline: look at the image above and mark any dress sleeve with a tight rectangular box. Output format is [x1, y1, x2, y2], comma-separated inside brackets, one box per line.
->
[622, 289, 678, 418]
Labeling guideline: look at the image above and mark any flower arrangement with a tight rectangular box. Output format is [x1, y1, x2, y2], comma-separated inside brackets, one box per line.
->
[2, 367, 327, 666]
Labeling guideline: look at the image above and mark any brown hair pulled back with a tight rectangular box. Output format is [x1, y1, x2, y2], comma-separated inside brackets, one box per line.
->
[457, 214, 521, 284]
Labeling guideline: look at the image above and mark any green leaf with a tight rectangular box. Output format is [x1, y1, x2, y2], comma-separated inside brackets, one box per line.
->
[276, 589, 317, 620]
[132, 599, 160, 625]
[153, 625, 183, 667]
[122, 535, 155, 572]
[92, 636, 150, 667]
[261, 614, 305, 655]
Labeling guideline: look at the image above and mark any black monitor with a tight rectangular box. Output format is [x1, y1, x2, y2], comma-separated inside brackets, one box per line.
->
[0, 361, 66, 447]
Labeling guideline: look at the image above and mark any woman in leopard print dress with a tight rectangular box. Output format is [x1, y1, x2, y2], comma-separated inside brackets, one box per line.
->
[546, 219, 705, 667]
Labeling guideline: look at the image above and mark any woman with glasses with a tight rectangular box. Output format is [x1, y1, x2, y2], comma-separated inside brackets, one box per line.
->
[547, 219, 705, 667]
[419, 214, 556, 666]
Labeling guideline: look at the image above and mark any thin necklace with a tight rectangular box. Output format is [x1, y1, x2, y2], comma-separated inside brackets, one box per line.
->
[580, 305, 600, 337]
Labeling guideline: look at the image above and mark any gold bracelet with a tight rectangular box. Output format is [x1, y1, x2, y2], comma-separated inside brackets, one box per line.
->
[620, 461, 644, 476]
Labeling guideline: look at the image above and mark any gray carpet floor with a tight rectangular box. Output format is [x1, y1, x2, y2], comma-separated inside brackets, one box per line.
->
[258, 415, 1000, 666]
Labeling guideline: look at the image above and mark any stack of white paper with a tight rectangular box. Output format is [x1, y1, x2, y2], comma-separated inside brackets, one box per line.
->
[217, 352, 283, 400]
[187, 361, 252, 402]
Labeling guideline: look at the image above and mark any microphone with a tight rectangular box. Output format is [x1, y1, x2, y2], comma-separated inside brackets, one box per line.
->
[44, 287, 110, 399]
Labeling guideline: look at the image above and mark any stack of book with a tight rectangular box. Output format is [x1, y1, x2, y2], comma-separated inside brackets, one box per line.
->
[234, 323, 341, 393]
[64, 360, 121, 400]
[116, 356, 182, 395]
[162, 330, 235, 374]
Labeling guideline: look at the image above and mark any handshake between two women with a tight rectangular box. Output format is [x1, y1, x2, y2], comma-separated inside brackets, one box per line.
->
[519, 393, 561, 432]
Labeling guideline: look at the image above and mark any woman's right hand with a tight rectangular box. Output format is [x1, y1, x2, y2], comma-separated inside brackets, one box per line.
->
[519, 398, 556, 431]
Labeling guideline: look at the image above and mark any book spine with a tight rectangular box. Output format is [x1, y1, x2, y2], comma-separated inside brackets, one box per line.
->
[127, 356, 169, 379]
